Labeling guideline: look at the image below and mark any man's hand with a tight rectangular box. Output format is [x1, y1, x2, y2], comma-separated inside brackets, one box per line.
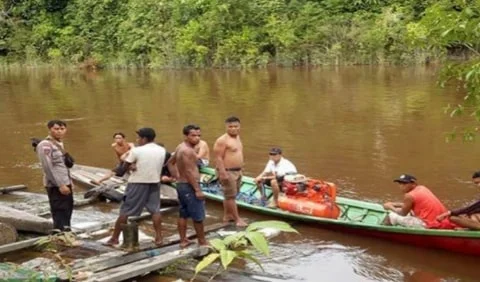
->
[383, 202, 394, 211]
[161, 176, 175, 183]
[195, 190, 205, 200]
[436, 211, 451, 222]
[59, 185, 71, 195]
[219, 171, 229, 183]
[130, 163, 137, 171]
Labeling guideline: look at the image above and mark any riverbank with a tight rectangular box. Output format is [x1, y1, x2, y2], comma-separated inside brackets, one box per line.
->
[1, 0, 456, 69]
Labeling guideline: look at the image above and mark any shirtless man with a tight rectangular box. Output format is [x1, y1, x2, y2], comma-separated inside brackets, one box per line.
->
[93, 132, 134, 185]
[172, 124, 207, 247]
[195, 137, 210, 168]
[213, 116, 247, 227]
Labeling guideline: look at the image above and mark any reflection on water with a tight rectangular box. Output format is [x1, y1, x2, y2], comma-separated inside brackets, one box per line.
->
[1, 67, 479, 281]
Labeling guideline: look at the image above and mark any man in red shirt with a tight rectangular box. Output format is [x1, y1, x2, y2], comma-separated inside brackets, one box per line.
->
[383, 174, 454, 229]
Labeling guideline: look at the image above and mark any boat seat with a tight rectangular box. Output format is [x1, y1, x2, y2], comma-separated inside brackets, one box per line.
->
[339, 206, 350, 220]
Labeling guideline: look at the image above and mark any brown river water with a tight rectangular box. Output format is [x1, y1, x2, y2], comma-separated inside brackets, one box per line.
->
[0, 66, 479, 281]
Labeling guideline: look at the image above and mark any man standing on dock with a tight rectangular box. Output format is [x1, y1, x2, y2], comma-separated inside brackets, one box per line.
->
[37, 120, 73, 233]
[171, 124, 207, 247]
[213, 116, 247, 227]
[104, 128, 166, 246]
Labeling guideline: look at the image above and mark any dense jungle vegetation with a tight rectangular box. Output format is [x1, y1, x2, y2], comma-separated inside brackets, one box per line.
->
[0, 0, 478, 69]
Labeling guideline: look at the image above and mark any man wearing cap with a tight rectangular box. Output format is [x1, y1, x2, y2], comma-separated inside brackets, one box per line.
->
[383, 174, 454, 229]
[104, 127, 167, 246]
[255, 147, 297, 208]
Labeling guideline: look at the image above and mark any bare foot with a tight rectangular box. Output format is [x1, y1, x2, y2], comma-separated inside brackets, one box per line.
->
[102, 238, 119, 246]
[236, 219, 248, 227]
[90, 180, 101, 185]
[223, 217, 235, 224]
[154, 237, 163, 246]
[180, 239, 194, 248]
[267, 201, 277, 209]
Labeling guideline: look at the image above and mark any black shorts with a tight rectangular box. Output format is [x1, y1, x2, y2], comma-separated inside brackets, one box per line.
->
[264, 176, 285, 187]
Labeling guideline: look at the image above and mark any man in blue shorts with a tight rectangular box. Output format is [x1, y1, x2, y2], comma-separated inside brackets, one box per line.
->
[104, 127, 166, 246]
[171, 124, 207, 248]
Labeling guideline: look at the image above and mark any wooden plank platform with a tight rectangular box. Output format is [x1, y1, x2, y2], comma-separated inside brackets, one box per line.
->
[90, 245, 209, 282]
[0, 206, 178, 255]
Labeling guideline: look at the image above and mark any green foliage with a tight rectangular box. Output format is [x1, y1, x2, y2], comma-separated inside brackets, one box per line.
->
[193, 220, 298, 281]
[0, 0, 446, 68]
[34, 232, 77, 252]
[413, 0, 480, 140]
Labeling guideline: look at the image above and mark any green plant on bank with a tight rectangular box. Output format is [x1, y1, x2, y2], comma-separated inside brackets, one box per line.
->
[156, 258, 190, 276]
[192, 220, 298, 282]
[411, 0, 480, 141]
[34, 231, 77, 253]
[0, 0, 446, 68]
[31, 232, 76, 281]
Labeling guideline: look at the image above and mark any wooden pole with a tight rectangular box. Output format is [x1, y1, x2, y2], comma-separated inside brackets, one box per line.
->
[0, 185, 27, 194]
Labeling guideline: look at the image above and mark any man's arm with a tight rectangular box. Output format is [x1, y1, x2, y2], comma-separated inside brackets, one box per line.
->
[181, 150, 202, 192]
[397, 194, 414, 216]
[197, 142, 208, 160]
[167, 158, 179, 179]
[451, 199, 480, 216]
[213, 137, 227, 176]
[122, 147, 136, 171]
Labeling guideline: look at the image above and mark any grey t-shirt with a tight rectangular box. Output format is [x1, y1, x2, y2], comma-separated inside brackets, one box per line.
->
[37, 138, 71, 188]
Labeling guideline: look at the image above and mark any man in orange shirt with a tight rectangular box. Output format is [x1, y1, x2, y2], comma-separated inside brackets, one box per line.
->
[383, 174, 454, 229]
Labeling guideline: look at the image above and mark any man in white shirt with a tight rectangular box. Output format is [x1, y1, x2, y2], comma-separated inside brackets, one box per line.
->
[104, 127, 167, 247]
[255, 147, 297, 208]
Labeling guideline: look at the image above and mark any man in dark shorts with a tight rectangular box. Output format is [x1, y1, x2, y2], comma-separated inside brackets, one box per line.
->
[171, 124, 207, 248]
[104, 128, 166, 246]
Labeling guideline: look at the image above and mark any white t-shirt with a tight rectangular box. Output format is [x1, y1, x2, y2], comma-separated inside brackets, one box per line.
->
[263, 157, 297, 177]
[124, 143, 166, 183]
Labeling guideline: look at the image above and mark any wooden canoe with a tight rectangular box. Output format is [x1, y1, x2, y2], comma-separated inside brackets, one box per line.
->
[0, 205, 53, 234]
[70, 164, 178, 206]
[198, 167, 480, 256]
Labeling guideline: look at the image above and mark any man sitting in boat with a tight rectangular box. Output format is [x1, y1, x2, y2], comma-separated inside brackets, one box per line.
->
[436, 171, 480, 230]
[255, 147, 297, 208]
[92, 132, 134, 185]
[383, 174, 455, 229]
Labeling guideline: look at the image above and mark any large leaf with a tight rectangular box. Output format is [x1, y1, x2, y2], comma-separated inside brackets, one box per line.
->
[223, 231, 245, 247]
[245, 231, 269, 256]
[209, 238, 226, 251]
[246, 220, 298, 234]
[195, 253, 220, 274]
[238, 250, 265, 272]
[220, 249, 238, 269]
[232, 237, 248, 250]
